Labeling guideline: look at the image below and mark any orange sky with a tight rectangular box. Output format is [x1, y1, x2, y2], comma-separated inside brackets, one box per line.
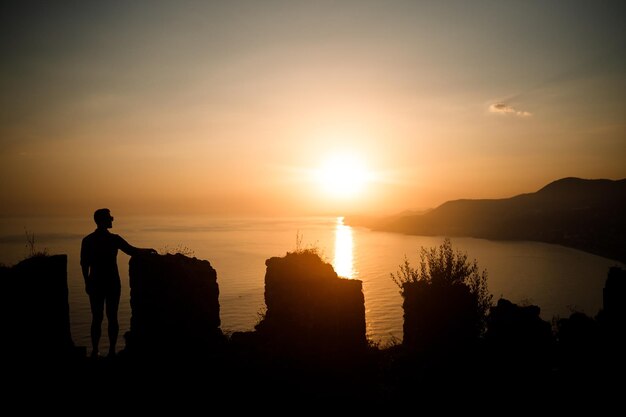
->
[1, 1, 625, 217]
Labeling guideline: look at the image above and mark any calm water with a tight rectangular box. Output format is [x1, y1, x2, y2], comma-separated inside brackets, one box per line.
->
[1, 216, 622, 351]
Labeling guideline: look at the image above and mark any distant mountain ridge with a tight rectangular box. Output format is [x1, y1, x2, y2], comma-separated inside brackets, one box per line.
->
[347, 177, 626, 263]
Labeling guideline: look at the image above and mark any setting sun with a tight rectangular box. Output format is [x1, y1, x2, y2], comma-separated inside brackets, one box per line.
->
[315, 154, 370, 198]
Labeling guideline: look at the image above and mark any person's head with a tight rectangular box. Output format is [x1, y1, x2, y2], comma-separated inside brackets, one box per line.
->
[93, 208, 113, 229]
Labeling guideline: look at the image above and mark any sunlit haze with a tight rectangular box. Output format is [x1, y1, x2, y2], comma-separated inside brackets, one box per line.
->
[1, 1, 624, 217]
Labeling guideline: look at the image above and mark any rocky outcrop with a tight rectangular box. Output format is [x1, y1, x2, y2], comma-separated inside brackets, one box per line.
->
[485, 298, 553, 372]
[0, 255, 75, 359]
[596, 266, 626, 363]
[125, 253, 223, 356]
[254, 251, 367, 361]
[402, 280, 480, 353]
[602, 266, 626, 324]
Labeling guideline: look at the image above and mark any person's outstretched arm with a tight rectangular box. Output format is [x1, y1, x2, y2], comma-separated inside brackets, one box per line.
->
[116, 235, 157, 257]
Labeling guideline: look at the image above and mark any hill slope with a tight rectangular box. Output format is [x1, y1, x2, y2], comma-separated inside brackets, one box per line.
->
[349, 178, 626, 263]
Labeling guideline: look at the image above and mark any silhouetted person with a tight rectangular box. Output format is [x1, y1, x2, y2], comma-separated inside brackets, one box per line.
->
[81, 208, 156, 358]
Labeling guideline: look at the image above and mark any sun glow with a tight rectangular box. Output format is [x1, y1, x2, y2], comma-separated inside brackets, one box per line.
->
[315, 153, 370, 198]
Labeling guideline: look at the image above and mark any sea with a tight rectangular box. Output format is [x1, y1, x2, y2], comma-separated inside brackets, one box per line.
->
[0, 215, 622, 352]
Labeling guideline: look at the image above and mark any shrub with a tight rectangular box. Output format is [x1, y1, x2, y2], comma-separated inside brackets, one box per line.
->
[391, 237, 492, 337]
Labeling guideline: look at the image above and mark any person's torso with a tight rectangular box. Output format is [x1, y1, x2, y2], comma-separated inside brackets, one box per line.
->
[83, 230, 123, 281]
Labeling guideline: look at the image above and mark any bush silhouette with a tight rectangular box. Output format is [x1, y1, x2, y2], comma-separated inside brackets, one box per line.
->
[391, 238, 492, 352]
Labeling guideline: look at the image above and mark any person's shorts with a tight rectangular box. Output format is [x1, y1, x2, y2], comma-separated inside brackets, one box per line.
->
[88, 279, 121, 303]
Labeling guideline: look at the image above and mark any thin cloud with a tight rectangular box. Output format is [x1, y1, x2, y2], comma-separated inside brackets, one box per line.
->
[489, 103, 532, 117]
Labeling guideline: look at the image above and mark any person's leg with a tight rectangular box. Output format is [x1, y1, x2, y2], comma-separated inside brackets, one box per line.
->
[105, 286, 121, 357]
[89, 292, 105, 357]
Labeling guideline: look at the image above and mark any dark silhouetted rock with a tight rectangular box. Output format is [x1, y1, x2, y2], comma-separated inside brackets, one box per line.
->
[596, 266, 626, 369]
[401, 280, 479, 354]
[602, 266, 626, 323]
[557, 311, 600, 372]
[255, 251, 367, 362]
[0, 255, 75, 360]
[485, 298, 553, 372]
[125, 253, 223, 357]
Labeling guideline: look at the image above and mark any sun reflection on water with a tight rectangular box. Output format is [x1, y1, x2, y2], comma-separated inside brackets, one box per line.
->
[334, 216, 356, 279]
